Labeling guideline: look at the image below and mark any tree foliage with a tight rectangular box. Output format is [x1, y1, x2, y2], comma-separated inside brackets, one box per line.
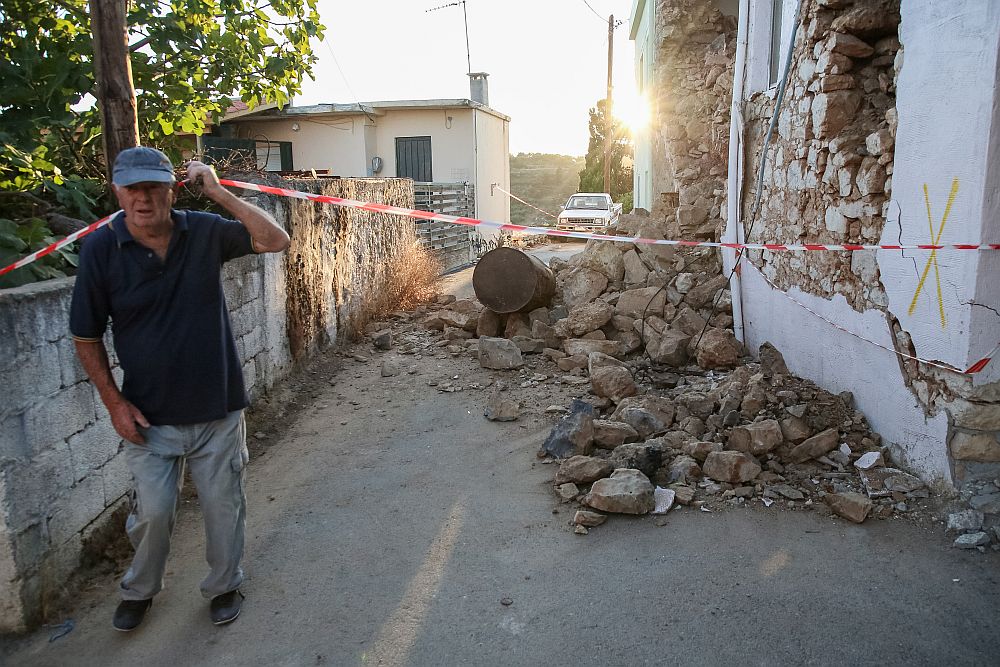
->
[0, 0, 324, 286]
[509, 153, 585, 227]
[578, 98, 633, 210]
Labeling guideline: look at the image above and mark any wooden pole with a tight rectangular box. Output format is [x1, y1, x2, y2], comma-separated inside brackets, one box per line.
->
[603, 14, 614, 194]
[89, 0, 139, 181]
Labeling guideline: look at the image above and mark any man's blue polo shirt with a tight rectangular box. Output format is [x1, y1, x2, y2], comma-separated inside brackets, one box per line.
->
[70, 209, 256, 425]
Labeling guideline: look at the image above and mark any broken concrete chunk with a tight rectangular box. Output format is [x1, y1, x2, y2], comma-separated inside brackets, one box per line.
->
[703, 451, 761, 484]
[555, 455, 614, 485]
[788, 428, 840, 463]
[540, 399, 595, 458]
[825, 492, 872, 523]
[883, 471, 924, 494]
[854, 451, 884, 470]
[652, 487, 676, 514]
[584, 468, 655, 515]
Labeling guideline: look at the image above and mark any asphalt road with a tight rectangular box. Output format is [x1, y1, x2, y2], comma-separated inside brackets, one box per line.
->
[3, 265, 999, 666]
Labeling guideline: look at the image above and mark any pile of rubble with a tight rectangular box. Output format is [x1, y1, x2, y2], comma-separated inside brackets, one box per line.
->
[403, 225, 997, 551]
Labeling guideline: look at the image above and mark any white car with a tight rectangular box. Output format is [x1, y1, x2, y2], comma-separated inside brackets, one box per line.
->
[556, 193, 623, 233]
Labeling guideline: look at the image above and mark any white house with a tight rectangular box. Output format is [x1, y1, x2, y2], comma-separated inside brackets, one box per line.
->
[212, 73, 511, 234]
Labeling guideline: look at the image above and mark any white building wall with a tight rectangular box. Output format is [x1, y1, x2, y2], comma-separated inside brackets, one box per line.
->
[233, 116, 369, 175]
[880, 0, 1000, 387]
[737, 0, 1000, 485]
[473, 109, 511, 234]
[629, 0, 655, 211]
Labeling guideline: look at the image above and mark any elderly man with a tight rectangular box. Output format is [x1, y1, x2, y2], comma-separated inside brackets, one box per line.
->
[70, 146, 290, 631]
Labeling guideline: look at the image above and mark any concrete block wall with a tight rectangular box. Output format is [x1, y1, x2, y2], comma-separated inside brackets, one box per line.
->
[0, 177, 415, 633]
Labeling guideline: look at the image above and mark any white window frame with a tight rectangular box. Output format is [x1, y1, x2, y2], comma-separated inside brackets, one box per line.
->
[748, 0, 792, 94]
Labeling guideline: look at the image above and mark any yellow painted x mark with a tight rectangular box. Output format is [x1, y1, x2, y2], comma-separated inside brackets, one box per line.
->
[908, 178, 959, 328]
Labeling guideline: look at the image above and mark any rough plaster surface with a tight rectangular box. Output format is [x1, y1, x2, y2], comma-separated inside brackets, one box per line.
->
[0, 177, 416, 633]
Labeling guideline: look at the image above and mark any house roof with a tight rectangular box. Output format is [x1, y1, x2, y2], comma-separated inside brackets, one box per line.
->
[223, 98, 510, 123]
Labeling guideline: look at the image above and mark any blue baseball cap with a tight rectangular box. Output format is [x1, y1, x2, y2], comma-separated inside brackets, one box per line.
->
[112, 147, 176, 186]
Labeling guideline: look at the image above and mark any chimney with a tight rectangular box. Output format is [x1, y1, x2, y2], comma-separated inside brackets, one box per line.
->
[468, 72, 489, 105]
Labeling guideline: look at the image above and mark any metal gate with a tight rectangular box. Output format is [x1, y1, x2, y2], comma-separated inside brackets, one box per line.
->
[413, 182, 475, 272]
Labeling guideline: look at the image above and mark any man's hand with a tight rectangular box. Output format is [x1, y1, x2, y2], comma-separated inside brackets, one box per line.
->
[108, 397, 151, 445]
[185, 160, 226, 200]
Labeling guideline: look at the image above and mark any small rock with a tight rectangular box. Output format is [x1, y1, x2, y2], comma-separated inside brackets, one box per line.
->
[669, 455, 703, 485]
[555, 456, 614, 485]
[703, 451, 762, 484]
[652, 487, 676, 514]
[670, 484, 696, 505]
[617, 407, 665, 439]
[590, 366, 638, 402]
[573, 510, 607, 527]
[825, 492, 872, 523]
[770, 484, 805, 500]
[574, 525, 589, 535]
[610, 443, 663, 479]
[759, 342, 789, 376]
[728, 419, 784, 456]
[478, 337, 524, 370]
[556, 482, 580, 501]
[380, 359, 401, 377]
[854, 451, 884, 470]
[788, 428, 840, 463]
[371, 330, 392, 350]
[484, 391, 519, 422]
[584, 468, 656, 515]
[683, 441, 723, 463]
[953, 532, 990, 549]
[539, 399, 595, 458]
[593, 419, 640, 449]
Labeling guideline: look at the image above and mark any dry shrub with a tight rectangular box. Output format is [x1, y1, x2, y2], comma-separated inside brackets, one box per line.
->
[347, 241, 443, 338]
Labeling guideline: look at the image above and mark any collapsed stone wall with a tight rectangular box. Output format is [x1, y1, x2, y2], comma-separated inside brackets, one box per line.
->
[0, 177, 415, 633]
[741, 0, 900, 310]
[649, 0, 736, 244]
[736, 0, 1000, 496]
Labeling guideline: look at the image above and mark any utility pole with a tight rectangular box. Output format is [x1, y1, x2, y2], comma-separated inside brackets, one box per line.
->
[89, 0, 139, 180]
[603, 14, 614, 194]
[427, 1, 471, 73]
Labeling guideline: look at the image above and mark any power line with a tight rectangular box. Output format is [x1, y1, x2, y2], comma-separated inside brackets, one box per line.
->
[323, 37, 376, 123]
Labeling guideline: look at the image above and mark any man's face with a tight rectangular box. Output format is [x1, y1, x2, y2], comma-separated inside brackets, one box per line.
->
[113, 181, 175, 229]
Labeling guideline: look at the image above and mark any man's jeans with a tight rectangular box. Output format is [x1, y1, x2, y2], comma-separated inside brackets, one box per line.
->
[120, 410, 248, 601]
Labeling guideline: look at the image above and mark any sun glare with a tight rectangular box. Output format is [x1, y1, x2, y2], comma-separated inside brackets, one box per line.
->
[614, 90, 651, 133]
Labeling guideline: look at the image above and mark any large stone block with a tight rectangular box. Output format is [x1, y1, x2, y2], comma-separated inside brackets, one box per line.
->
[22, 383, 96, 457]
[4, 441, 76, 528]
[950, 431, 1000, 462]
[101, 451, 134, 505]
[45, 474, 105, 547]
[812, 91, 862, 139]
[67, 417, 121, 482]
[616, 287, 667, 319]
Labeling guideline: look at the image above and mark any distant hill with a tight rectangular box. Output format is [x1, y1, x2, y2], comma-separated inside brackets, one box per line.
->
[508, 153, 585, 227]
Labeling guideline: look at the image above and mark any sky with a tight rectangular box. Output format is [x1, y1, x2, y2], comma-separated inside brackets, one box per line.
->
[295, 0, 640, 157]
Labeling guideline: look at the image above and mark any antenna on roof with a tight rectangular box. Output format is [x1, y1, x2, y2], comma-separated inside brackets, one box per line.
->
[426, 1, 471, 74]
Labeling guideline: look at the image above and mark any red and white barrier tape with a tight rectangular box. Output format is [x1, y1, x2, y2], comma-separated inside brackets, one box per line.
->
[0, 212, 120, 278]
[749, 261, 996, 375]
[3, 176, 999, 279]
[491, 183, 557, 219]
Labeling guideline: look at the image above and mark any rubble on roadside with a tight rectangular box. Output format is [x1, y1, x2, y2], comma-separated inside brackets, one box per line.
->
[358, 227, 999, 553]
